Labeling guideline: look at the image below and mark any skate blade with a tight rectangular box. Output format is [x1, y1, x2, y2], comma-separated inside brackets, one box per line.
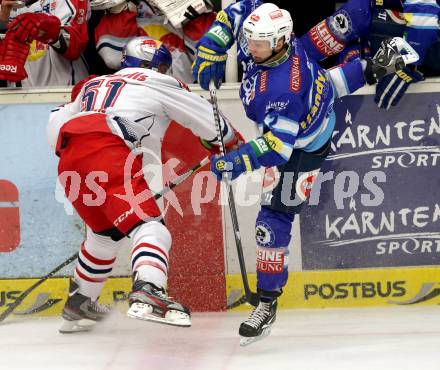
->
[239, 327, 272, 347]
[59, 318, 96, 334]
[127, 302, 191, 327]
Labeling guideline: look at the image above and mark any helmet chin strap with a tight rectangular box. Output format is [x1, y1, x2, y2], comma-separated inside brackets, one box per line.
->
[255, 43, 291, 68]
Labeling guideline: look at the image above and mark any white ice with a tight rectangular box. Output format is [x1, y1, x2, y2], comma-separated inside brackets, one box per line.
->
[1, 306, 440, 370]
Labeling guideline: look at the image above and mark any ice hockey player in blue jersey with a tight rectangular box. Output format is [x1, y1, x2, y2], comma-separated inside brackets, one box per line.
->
[369, 0, 439, 109]
[192, 1, 417, 346]
[326, 0, 439, 109]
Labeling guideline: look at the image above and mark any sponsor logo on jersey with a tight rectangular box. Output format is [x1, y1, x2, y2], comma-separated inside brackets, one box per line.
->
[241, 68, 258, 106]
[290, 56, 301, 92]
[265, 100, 289, 114]
[269, 10, 283, 20]
[309, 20, 345, 56]
[259, 71, 268, 93]
[329, 11, 352, 37]
[263, 131, 284, 154]
[300, 69, 328, 129]
[257, 247, 284, 273]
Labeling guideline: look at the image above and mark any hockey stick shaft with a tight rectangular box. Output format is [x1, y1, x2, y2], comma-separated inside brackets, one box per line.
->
[0, 156, 209, 322]
[209, 81, 258, 307]
[0, 253, 78, 322]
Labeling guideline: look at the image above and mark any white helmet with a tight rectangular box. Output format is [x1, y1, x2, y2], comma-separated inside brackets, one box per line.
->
[90, 0, 126, 10]
[242, 3, 293, 50]
[121, 36, 172, 72]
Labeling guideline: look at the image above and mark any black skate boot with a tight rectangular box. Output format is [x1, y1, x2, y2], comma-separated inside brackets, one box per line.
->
[127, 278, 191, 327]
[364, 37, 418, 85]
[239, 297, 278, 346]
[59, 279, 111, 334]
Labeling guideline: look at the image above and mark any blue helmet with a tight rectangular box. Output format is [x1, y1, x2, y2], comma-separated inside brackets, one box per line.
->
[121, 36, 172, 72]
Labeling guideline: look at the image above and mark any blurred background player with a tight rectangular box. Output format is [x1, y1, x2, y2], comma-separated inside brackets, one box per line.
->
[0, 0, 89, 86]
[193, 2, 415, 345]
[306, 0, 440, 109]
[89, 0, 216, 82]
[366, 0, 439, 109]
[48, 36, 241, 333]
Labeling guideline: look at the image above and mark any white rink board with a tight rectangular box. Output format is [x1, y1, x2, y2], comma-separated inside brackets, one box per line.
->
[0, 80, 439, 277]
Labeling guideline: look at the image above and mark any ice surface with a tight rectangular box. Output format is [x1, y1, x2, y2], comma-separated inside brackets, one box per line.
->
[1, 306, 439, 370]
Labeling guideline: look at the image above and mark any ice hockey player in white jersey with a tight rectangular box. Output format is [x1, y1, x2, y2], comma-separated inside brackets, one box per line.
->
[48, 36, 240, 333]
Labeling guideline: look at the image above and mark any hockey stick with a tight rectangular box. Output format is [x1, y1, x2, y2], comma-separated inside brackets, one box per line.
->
[0, 156, 209, 322]
[0, 253, 78, 322]
[209, 81, 259, 308]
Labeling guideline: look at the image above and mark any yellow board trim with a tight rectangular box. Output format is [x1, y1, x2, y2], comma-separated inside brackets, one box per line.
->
[0, 277, 132, 318]
[226, 267, 440, 311]
[2, 267, 440, 317]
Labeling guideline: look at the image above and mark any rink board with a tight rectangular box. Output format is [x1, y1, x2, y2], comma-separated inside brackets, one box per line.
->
[1, 83, 440, 315]
[1, 266, 440, 318]
[226, 266, 440, 311]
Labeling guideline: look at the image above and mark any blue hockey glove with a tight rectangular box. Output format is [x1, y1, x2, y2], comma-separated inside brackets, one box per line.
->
[211, 143, 260, 182]
[192, 18, 233, 90]
[374, 67, 424, 110]
[192, 38, 227, 90]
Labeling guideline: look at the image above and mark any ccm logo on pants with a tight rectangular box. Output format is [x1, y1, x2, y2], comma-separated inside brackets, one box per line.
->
[0, 180, 20, 252]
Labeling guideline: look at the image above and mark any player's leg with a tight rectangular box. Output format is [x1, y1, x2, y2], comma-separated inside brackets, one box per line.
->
[93, 135, 191, 327]
[239, 140, 332, 346]
[126, 221, 191, 327]
[57, 131, 132, 333]
[59, 228, 127, 333]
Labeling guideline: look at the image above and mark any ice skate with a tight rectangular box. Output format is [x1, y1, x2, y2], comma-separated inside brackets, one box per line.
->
[127, 279, 191, 327]
[239, 299, 277, 346]
[59, 279, 111, 334]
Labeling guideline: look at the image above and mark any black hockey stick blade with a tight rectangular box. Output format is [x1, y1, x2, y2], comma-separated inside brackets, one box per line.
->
[227, 291, 260, 309]
[0, 252, 79, 322]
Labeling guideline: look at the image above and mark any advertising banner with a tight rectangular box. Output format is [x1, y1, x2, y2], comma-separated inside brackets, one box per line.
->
[227, 267, 440, 310]
[300, 94, 440, 270]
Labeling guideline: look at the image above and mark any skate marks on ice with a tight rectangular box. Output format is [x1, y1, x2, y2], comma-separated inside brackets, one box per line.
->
[1, 307, 440, 370]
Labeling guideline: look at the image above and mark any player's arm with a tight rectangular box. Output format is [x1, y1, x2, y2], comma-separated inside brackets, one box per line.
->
[211, 110, 301, 181]
[401, 0, 439, 64]
[192, 0, 262, 89]
[158, 81, 239, 149]
[374, 0, 438, 109]
[300, 0, 372, 61]
[46, 75, 91, 150]
[7, 0, 89, 60]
